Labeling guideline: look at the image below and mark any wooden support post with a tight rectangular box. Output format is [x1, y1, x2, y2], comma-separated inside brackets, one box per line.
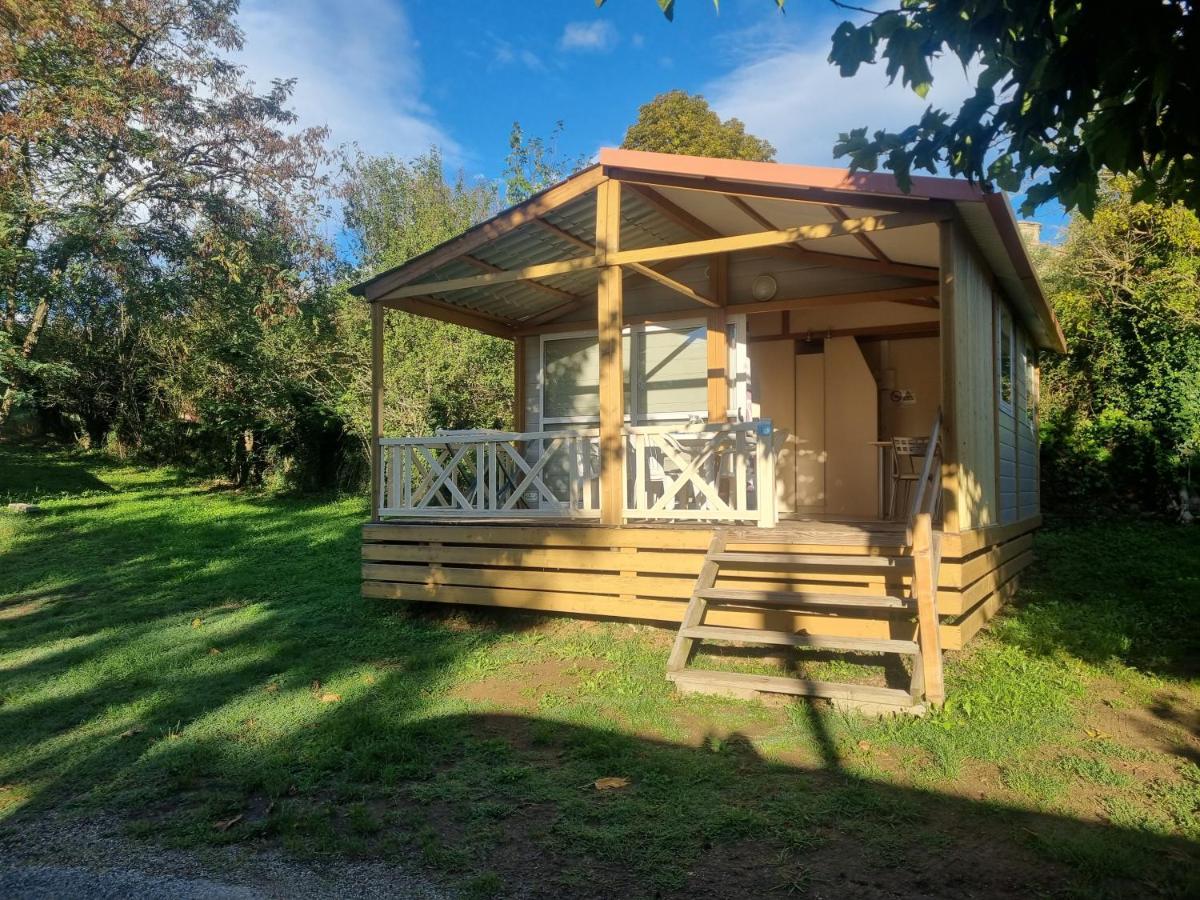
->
[911, 512, 945, 705]
[937, 220, 961, 533]
[596, 179, 625, 526]
[706, 253, 729, 424]
[370, 301, 385, 521]
[512, 336, 526, 432]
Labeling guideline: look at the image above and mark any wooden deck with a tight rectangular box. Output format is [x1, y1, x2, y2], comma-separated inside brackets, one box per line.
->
[361, 515, 1039, 651]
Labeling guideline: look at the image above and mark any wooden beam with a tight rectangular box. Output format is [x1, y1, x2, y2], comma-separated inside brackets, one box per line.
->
[382, 256, 600, 300]
[911, 513, 945, 705]
[828, 205, 891, 262]
[706, 253, 730, 423]
[532, 216, 693, 283]
[938, 220, 961, 533]
[607, 168, 937, 215]
[512, 336, 526, 431]
[383, 211, 932, 301]
[379, 296, 516, 338]
[531, 217, 593, 254]
[370, 302, 385, 521]
[514, 284, 940, 336]
[766, 247, 938, 282]
[725, 194, 779, 231]
[626, 262, 717, 307]
[596, 179, 625, 526]
[747, 320, 940, 344]
[625, 181, 722, 238]
[608, 212, 933, 268]
[726, 284, 936, 318]
[357, 166, 607, 300]
[460, 254, 582, 304]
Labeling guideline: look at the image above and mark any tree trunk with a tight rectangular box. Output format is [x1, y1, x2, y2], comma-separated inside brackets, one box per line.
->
[0, 295, 53, 429]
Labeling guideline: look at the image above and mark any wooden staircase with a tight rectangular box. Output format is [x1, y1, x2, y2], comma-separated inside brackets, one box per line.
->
[666, 514, 945, 714]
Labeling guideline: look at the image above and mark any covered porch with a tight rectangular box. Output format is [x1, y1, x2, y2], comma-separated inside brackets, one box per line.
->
[356, 148, 953, 532]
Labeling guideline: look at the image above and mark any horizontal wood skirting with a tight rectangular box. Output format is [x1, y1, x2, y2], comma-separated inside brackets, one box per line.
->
[360, 521, 1040, 649]
[363, 580, 921, 642]
[940, 514, 1041, 558]
[941, 570, 1026, 651]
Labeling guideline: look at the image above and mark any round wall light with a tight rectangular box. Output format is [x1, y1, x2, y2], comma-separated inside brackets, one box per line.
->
[751, 273, 778, 302]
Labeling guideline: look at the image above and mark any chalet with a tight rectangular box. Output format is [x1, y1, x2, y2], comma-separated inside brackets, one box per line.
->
[350, 149, 1064, 714]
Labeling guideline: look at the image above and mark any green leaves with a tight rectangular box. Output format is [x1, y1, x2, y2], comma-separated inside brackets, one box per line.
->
[822, 1, 1199, 216]
[621, 90, 776, 162]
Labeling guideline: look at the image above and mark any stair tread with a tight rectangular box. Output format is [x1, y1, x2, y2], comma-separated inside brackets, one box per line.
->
[698, 588, 911, 609]
[667, 669, 918, 707]
[709, 551, 913, 569]
[681, 624, 919, 655]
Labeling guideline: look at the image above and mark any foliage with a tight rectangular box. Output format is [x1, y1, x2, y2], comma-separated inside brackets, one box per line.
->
[1038, 177, 1200, 512]
[621, 90, 776, 161]
[825, 1, 1198, 216]
[0, 0, 333, 483]
[502, 120, 589, 206]
[330, 150, 512, 458]
[1, 447, 1198, 896]
[619, 0, 1196, 217]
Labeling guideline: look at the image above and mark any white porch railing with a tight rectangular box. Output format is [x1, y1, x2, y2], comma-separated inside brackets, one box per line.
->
[377, 420, 779, 525]
[624, 421, 777, 526]
[378, 429, 601, 518]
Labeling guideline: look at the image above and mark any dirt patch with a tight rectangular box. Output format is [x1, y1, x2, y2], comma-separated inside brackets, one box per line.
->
[1087, 679, 1200, 765]
[451, 658, 610, 710]
[804, 820, 1072, 899]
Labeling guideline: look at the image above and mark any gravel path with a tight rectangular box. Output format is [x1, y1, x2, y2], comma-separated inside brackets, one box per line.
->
[0, 814, 452, 900]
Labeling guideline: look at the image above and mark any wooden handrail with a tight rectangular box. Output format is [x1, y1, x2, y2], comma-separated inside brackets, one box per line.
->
[906, 407, 943, 536]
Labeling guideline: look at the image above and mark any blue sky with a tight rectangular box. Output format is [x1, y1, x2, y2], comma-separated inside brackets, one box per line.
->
[235, 0, 1067, 238]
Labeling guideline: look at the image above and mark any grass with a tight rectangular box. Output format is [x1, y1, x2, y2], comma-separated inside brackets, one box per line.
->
[1, 443, 1198, 897]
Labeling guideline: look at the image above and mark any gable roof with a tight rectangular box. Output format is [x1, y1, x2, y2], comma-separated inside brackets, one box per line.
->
[351, 148, 1064, 352]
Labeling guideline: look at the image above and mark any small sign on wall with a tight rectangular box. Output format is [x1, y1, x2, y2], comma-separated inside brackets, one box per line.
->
[889, 389, 917, 406]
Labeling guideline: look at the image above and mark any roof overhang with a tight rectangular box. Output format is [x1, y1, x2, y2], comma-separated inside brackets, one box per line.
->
[350, 148, 1064, 353]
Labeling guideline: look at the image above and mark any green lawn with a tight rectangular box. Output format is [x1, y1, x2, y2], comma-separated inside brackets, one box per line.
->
[1, 444, 1198, 898]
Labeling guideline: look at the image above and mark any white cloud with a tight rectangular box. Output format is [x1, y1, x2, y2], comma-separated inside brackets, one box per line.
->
[235, 0, 458, 162]
[704, 37, 977, 167]
[559, 21, 617, 52]
[489, 34, 545, 72]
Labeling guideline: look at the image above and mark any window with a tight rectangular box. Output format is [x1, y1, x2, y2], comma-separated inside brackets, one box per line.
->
[540, 319, 744, 426]
[632, 324, 708, 420]
[998, 304, 1013, 409]
[541, 334, 630, 422]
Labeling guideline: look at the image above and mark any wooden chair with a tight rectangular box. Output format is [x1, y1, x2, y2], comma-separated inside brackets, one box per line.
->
[888, 435, 931, 520]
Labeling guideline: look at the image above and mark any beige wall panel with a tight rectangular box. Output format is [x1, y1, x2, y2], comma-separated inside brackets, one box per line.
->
[823, 336, 879, 516]
[749, 339, 797, 513]
[794, 351, 826, 511]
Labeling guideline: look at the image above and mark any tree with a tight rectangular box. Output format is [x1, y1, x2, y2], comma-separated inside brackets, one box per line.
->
[615, 1, 1198, 217]
[1038, 176, 1200, 511]
[502, 121, 589, 206]
[827, 1, 1199, 216]
[0, 0, 327, 428]
[621, 91, 776, 162]
[330, 149, 511, 462]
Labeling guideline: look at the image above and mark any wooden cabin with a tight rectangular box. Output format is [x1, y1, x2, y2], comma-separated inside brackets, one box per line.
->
[351, 149, 1065, 713]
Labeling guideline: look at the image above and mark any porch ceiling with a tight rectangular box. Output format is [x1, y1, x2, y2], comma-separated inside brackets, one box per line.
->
[349, 148, 1063, 351]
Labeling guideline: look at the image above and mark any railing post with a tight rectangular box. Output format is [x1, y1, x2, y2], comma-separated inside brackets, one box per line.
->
[596, 178, 625, 526]
[912, 512, 945, 706]
[755, 418, 776, 528]
[370, 301, 385, 520]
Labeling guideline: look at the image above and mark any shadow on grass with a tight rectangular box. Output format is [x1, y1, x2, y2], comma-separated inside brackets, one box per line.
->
[0, 444, 121, 504]
[0, 450, 1197, 897]
[1016, 520, 1200, 681]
